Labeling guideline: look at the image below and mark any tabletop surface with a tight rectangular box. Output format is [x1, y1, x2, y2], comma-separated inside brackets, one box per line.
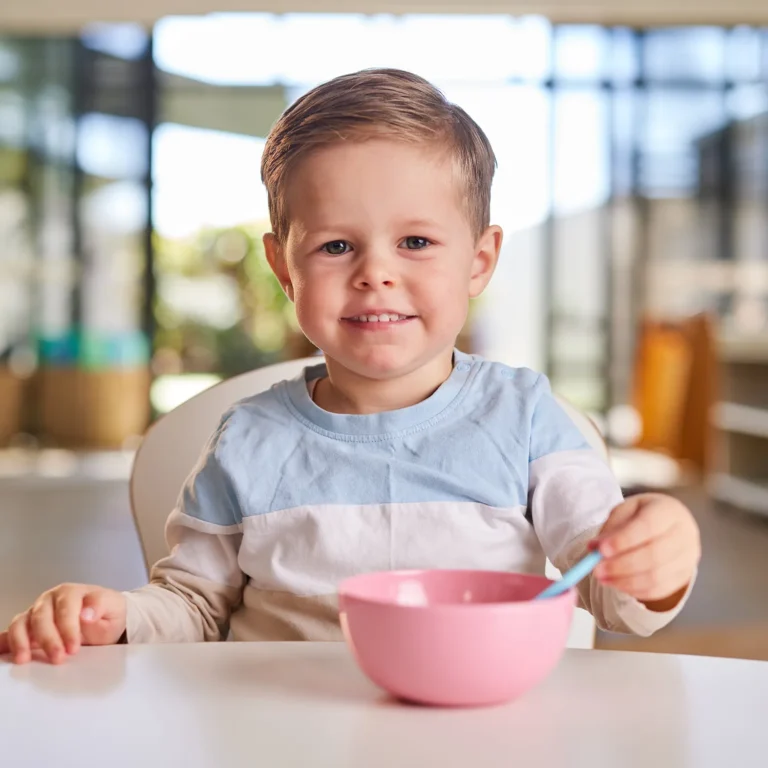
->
[2, 642, 767, 768]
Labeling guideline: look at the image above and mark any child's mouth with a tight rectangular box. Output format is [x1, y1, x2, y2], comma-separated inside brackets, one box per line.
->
[342, 313, 417, 329]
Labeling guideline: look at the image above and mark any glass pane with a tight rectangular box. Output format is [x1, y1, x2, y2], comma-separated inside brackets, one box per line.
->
[552, 208, 607, 321]
[732, 118, 768, 267]
[732, 115, 768, 201]
[0, 89, 25, 145]
[644, 27, 726, 82]
[152, 124, 268, 238]
[612, 89, 636, 196]
[550, 87, 610, 412]
[77, 113, 148, 179]
[440, 83, 550, 232]
[152, 121, 299, 379]
[74, 39, 153, 371]
[611, 27, 639, 84]
[10, 40, 78, 368]
[764, 30, 768, 79]
[373, 15, 519, 83]
[274, 13, 390, 86]
[554, 25, 608, 81]
[155, 13, 524, 87]
[511, 16, 551, 81]
[81, 23, 149, 60]
[31, 84, 75, 162]
[433, 84, 549, 370]
[548, 375, 605, 413]
[726, 26, 763, 81]
[553, 89, 610, 214]
[0, 42, 21, 83]
[154, 14, 281, 85]
[550, 213, 608, 412]
[80, 178, 148, 339]
[0, 53, 33, 367]
[727, 84, 768, 121]
[551, 325, 606, 364]
[640, 89, 726, 195]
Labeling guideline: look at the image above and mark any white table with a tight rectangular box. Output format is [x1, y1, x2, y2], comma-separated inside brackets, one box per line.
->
[2, 643, 767, 768]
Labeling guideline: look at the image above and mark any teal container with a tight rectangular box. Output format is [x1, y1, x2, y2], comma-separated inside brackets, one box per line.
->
[79, 331, 150, 370]
[38, 330, 150, 370]
[38, 331, 79, 367]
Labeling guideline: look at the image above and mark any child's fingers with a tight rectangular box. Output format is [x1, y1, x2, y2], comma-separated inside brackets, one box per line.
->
[78, 589, 128, 646]
[7, 612, 32, 664]
[597, 494, 644, 533]
[80, 590, 111, 622]
[595, 500, 675, 557]
[28, 598, 65, 664]
[53, 591, 84, 655]
[595, 533, 685, 581]
[601, 564, 692, 602]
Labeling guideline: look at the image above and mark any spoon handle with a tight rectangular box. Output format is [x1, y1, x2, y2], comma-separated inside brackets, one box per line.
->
[534, 550, 603, 600]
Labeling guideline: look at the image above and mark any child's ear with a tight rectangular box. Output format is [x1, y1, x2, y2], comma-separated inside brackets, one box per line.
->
[263, 233, 295, 302]
[468, 225, 503, 299]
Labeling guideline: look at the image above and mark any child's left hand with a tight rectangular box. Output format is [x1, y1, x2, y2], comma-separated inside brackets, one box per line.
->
[591, 493, 701, 612]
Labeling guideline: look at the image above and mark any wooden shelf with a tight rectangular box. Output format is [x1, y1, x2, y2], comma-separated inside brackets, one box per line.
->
[707, 334, 768, 516]
[711, 402, 768, 440]
[718, 334, 768, 364]
[707, 473, 768, 519]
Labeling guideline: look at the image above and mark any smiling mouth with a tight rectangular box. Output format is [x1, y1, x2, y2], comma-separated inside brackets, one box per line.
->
[343, 313, 417, 324]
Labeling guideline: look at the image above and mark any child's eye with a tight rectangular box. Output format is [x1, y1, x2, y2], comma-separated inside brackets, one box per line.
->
[321, 240, 351, 255]
[401, 236, 431, 250]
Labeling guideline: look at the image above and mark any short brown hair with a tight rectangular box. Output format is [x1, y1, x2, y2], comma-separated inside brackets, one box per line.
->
[260, 68, 497, 243]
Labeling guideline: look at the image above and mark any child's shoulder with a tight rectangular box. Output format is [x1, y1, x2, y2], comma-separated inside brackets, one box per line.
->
[454, 354, 555, 436]
[209, 368, 310, 450]
[466, 354, 549, 399]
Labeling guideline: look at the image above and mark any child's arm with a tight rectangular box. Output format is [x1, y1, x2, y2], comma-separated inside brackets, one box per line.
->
[527, 377, 699, 637]
[590, 492, 700, 613]
[124, 413, 247, 643]
[0, 414, 247, 662]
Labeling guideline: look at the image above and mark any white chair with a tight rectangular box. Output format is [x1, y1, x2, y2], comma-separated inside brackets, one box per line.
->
[130, 356, 606, 649]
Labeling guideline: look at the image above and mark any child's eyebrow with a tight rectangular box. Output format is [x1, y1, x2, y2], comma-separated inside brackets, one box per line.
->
[295, 226, 348, 240]
[397, 218, 445, 231]
[293, 218, 447, 241]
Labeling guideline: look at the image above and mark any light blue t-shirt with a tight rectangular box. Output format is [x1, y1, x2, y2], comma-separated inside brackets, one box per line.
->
[185, 350, 591, 526]
[128, 350, 676, 643]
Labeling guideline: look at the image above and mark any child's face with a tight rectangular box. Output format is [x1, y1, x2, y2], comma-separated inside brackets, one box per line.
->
[265, 138, 502, 382]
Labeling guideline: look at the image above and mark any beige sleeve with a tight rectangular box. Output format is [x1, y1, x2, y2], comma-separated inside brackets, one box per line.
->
[124, 510, 246, 643]
[123, 412, 249, 644]
[554, 527, 695, 637]
[529, 449, 694, 637]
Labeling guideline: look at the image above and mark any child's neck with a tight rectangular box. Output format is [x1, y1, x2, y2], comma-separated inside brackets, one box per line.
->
[314, 352, 454, 415]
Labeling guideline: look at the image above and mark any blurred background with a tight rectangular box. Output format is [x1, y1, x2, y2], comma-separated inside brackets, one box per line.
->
[2, 1, 768, 659]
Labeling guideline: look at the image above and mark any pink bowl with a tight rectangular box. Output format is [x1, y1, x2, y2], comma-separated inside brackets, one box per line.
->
[338, 570, 575, 707]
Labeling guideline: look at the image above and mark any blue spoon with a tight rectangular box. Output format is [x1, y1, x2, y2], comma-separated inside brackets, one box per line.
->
[534, 550, 603, 600]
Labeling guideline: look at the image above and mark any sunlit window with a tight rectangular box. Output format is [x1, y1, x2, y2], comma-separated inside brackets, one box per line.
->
[152, 124, 267, 238]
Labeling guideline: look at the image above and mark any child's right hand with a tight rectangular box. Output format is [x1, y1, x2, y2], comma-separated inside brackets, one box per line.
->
[0, 584, 127, 665]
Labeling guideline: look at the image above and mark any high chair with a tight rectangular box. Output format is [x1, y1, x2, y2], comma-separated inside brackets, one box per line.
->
[130, 356, 606, 649]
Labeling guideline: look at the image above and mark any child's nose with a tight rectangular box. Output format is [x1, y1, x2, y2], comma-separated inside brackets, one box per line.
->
[352, 252, 396, 289]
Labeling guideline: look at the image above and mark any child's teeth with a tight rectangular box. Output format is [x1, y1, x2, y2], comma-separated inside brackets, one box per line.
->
[351, 314, 408, 322]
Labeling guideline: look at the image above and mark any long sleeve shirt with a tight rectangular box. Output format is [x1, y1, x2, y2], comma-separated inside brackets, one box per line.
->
[124, 351, 691, 643]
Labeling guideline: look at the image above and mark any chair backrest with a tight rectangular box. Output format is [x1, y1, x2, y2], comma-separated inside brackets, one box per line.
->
[130, 356, 314, 574]
[130, 357, 606, 647]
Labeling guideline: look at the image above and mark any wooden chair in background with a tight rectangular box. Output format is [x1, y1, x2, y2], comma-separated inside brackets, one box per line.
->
[632, 313, 718, 476]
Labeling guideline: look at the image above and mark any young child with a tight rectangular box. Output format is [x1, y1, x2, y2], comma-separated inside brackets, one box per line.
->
[1, 69, 700, 664]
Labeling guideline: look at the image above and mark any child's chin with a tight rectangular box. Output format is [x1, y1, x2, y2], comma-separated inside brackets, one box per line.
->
[336, 348, 415, 379]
